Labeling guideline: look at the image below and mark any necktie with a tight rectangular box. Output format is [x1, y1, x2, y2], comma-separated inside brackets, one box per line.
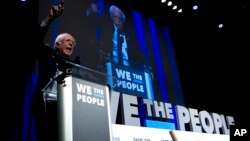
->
[117, 29, 123, 64]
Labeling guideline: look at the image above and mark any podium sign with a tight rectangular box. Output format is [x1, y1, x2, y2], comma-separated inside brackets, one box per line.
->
[106, 62, 154, 99]
[57, 65, 113, 141]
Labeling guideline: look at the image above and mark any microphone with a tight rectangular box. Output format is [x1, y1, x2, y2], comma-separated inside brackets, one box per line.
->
[74, 56, 81, 65]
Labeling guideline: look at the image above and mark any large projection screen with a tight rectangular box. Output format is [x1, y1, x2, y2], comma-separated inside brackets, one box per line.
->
[39, 0, 184, 105]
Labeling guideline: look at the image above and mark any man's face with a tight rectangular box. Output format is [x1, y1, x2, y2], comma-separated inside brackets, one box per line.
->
[56, 34, 75, 56]
[112, 10, 124, 29]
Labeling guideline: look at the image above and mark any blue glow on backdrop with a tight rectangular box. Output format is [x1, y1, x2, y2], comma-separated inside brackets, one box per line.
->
[148, 19, 169, 102]
[163, 27, 184, 105]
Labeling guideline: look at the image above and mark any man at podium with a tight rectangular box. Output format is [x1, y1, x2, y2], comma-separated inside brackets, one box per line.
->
[31, 1, 77, 141]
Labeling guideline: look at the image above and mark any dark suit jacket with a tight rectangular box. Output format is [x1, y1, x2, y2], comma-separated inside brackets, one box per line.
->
[100, 20, 147, 70]
[31, 24, 72, 115]
[81, 11, 148, 73]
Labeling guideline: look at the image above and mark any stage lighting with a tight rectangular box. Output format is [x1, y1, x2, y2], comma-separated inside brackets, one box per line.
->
[161, 0, 167, 3]
[193, 5, 198, 10]
[173, 5, 177, 10]
[178, 9, 182, 13]
[167, 1, 173, 6]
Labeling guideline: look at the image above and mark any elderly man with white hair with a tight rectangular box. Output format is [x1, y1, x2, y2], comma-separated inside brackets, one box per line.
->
[109, 5, 130, 66]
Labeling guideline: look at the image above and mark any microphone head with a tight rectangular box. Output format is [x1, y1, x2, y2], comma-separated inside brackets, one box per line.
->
[74, 56, 81, 65]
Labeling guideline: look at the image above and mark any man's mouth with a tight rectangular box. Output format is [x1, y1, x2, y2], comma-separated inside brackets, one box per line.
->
[66, 47, 72, 51]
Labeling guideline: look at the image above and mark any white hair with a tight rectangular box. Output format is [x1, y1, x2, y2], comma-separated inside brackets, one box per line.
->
[54, 33, 69, 49]
[109, 5, 126, 23]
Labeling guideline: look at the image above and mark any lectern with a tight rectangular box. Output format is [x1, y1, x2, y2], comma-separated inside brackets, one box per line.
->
[57, 63, 116, 141]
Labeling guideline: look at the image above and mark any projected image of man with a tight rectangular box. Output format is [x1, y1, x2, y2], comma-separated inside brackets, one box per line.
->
[109, 5, 129, 66]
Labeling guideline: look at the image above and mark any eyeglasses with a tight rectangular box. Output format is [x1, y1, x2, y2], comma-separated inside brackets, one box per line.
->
[113, 13, 124, 21]
[63, 39, 76, 46]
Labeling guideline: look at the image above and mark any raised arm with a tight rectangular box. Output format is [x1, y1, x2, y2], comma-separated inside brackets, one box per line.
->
[34, 1, 65, 58]
[41, 1, 64, 26]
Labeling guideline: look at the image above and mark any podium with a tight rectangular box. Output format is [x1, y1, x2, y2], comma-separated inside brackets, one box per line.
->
[56, 63, 116, 141]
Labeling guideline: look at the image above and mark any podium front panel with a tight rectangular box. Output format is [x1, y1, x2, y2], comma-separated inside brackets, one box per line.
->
[58, 76, 112, 141]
